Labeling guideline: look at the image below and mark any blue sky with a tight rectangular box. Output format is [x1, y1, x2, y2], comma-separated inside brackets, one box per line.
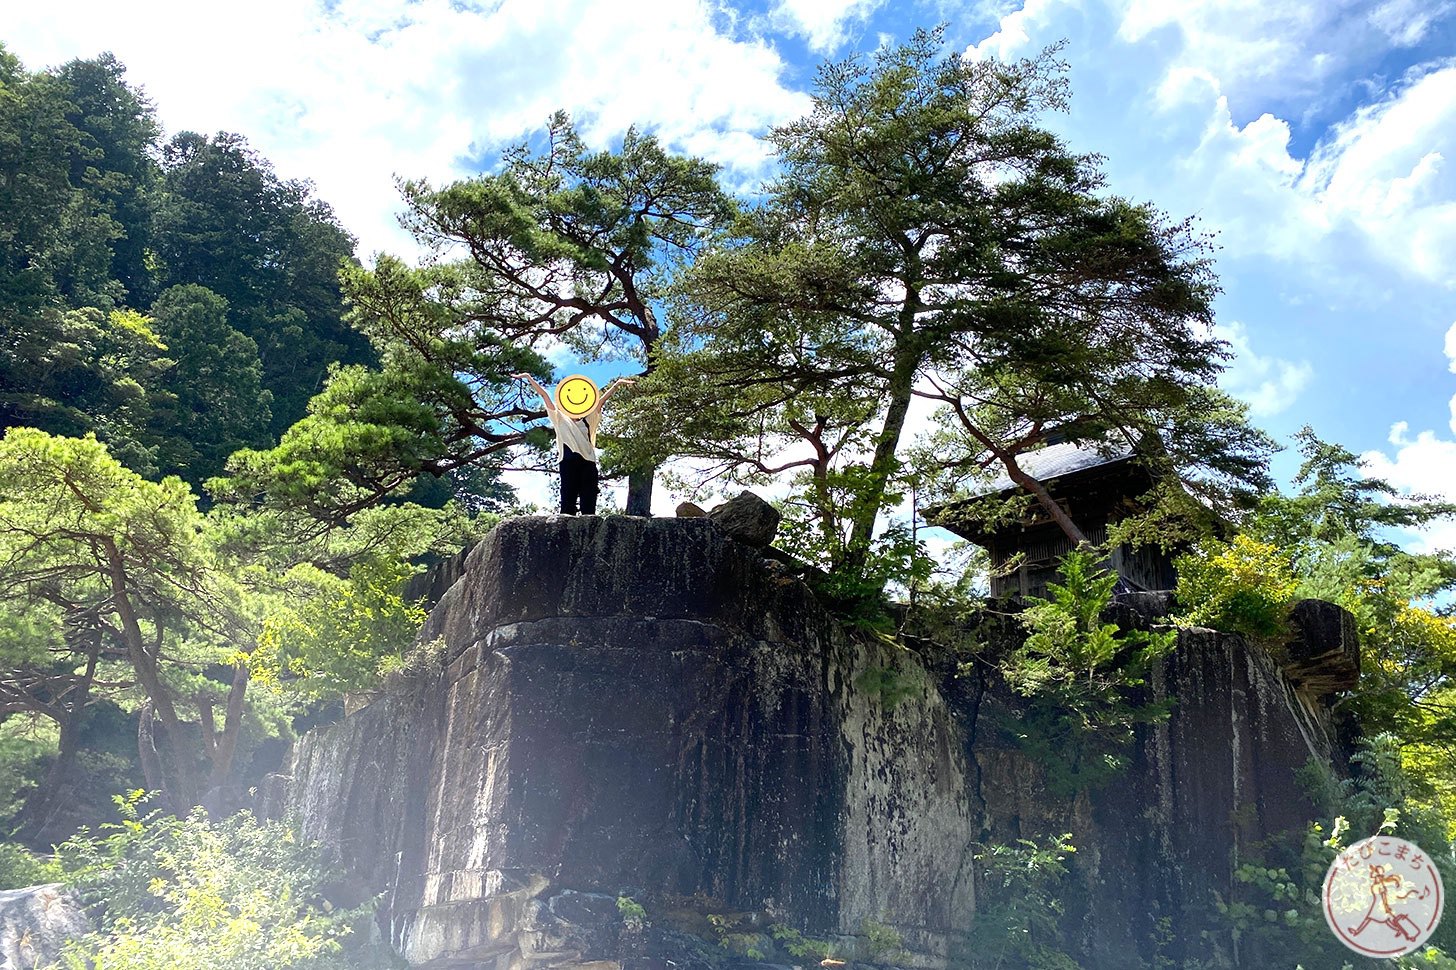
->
[7, 0, 1455, 541]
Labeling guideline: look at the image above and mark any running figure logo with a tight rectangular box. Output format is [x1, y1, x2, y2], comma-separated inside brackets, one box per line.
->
[1324, 835, 1444, 957]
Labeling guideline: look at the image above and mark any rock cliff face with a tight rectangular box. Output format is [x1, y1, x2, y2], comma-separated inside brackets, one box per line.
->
[281, 516, 1349, 970]
[0, 884, 89, 970]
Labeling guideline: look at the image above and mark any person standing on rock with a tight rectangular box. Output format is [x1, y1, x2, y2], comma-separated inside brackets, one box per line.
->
[512, 373, 635, 515]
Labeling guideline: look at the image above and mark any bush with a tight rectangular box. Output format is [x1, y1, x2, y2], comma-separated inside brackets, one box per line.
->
[248, 557, 428, 702]
[998, 549, 1176, 794]
[1174, 535, 1298, 640]
[0, 840, 62, 889]
[1193, 736, 1456, 969]
[965, 834, 1081, 970]
[53, 792, 394, 970]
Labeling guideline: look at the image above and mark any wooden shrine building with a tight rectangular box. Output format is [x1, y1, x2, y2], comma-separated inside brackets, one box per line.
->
[926, 440, 1177, 599]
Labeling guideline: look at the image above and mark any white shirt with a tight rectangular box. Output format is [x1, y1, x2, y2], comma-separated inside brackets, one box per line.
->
[544, 400, 600, 462]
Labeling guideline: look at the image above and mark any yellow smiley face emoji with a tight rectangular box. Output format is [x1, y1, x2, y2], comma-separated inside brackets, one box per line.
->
[555, 375, 600, 416]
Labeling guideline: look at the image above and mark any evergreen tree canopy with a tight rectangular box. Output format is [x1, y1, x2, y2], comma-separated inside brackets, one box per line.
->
[153, 131, 370, 435]
[619, 30, 1271, 578]
[212, 255, 549, 524]
[148, 283, 272, 485]
[389, 112, 736, 513]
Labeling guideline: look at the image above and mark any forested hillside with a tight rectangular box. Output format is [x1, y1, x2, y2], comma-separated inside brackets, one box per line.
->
[1, 31, 1454, 969]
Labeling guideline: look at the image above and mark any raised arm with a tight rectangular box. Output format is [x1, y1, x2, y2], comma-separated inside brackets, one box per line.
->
[599, 377, 637, 405]
[511, 373, 552, 407]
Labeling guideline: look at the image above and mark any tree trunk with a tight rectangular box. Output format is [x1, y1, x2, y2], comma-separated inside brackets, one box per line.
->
[102, 539, 198, 809]
[203, 665, 250, 814]
[1001, 457, 1090, 547]
[844, 345, 920, 578]
[625, 465, 654, 516]
[18, 713, 81, 842]
[16, 647, 98, 842]
[622, 326, 658, 517]
[137, 703, 170, 807]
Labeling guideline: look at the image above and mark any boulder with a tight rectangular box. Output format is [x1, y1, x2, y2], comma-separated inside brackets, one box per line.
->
[0, 884, 89, 970]
[1282, 598, 1361, 694]
[1101, 590, 1176, 631]
[675, 501, 707, 518]
[287, 516, 975, 968]
[708, 492, 780, 547]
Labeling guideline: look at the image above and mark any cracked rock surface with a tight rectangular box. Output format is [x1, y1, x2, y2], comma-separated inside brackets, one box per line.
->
[281, 515, 1347, 970]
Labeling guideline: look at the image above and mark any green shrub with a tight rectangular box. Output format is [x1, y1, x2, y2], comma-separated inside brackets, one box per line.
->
[1174, 535, 1298, 640]
[249, 557, 428, 702]
[53, 792, 394, 970]
[999, 549, 1176, 794]
[859, 918, 905, 962]
[0, 840, 62, 889]
[617, 895, 647, 931]
[770, 923, 836, 961]
[1193, 737, 1456, 969]
[965, 834, 1081, 970]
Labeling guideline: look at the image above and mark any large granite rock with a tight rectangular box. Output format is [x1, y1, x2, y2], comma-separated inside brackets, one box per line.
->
[975, 626, 1341, 967]
[1281, 598, 1361, 694]
[282, 516, 1346, 970]
[289, 516, 974, 968]
[0, 884, 89, 970]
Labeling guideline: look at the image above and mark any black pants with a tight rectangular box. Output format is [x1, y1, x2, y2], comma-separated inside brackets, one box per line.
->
[560, 447, 599, 515]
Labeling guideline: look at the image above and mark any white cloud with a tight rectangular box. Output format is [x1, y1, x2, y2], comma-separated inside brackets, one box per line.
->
[1369, 0, 1455, 47]
[1360, 424, 1456, 554]
[1119, 0, 1330, 99]
[967, 0, 1062, 60]
[1359, 324, 1456, 553]
[1149, 61, 1456, 290]
[968, 2, 1456, 291]
[771, 0, 885, 52]
[4, 0, 808, 261]
[1297, 63, 1456, 285]
[1117, 0, 1452, 109]
[1214, 320, 1313, 417]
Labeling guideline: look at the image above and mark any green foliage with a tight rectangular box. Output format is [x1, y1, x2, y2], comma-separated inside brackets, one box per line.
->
[859, 918, 906, 963]
[0, 428, 266, 811]
[1174, 534, 1299, 640]
[249, 558, 428, 702]
[397, 111, 737, 512]
[769, 923, 836, 961]
[211, 253, 546, 522]
[623, 27, 1265, 582]
[152, 130, 369, 436]
[1234, 430, 1456, 834]
[855, 662, 920, 712]
[616, 895, 647, 932]
[777, 488, 938, 628]
[0, 304, 170, 475]
[1195, 736, 1456, 969]
[54, 792, 387, 970]
[0, 840, 63, 889]
[999, 550, 1176, 795]
[1, 48, 365, 486]
[707, 912, 770, 960]
[965, 834, 1081, 970]
[148, 284, 272, 487]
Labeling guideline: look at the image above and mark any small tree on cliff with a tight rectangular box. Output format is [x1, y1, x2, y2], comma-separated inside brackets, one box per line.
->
[619, 29, 1267, 580]
[391, 113, 737, 515]
[216, 118, 733, 520]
